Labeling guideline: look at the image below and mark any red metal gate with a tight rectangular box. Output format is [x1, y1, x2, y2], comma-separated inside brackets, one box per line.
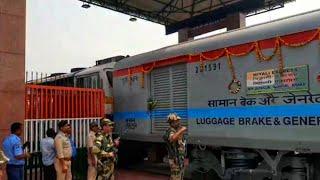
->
[25, 84, 104, 119]
[25, 84, 105, 152]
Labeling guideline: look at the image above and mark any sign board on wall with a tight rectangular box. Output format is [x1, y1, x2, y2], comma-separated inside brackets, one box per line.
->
[246, 65, 309, 95]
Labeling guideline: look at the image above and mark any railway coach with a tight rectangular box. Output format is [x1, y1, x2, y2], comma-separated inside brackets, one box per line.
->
[112, 9, 320, 180]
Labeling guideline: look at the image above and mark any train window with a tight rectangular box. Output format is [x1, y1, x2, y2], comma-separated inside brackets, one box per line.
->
[77, 78, 84, 88]
[82, 74, 99, 88]
[84, 77, 91, 88]
[92, 75, 98, 89]
[106, 71, 113, 88]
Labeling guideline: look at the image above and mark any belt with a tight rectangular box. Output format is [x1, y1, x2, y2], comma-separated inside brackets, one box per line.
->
[56, 157, 72, 161]
[7, 164, 24, 168]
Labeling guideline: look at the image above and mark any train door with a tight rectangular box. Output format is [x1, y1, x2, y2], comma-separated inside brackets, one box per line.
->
[150, 63, 188, 134]
[103, 69, 114, 116]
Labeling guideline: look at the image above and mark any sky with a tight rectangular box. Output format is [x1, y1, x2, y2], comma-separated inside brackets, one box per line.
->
[26, 0, 320, 75]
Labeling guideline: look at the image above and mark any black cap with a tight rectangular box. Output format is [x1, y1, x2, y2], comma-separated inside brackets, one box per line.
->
[89, 121, 98, 128]
[58, 120, 68, 129]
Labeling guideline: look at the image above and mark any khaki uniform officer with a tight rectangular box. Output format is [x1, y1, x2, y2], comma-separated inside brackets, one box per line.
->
[54, 120, 72, 180]
[87, 121, 99, 180]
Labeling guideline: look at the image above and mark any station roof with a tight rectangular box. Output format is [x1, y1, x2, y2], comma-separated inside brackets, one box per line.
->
[79, 0, 294, 34]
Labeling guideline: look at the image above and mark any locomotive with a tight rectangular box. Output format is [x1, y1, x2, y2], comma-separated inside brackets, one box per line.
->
[36, 9, 320, 179]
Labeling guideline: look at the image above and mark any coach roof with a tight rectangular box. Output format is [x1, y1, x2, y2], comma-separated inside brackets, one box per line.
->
[114, 9, 320, 71]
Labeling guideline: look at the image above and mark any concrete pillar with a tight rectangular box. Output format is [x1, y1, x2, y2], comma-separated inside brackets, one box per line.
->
[178, 28, 194, 43]
[226, 12, 246, 31]
[187, 12, 246, 39]
[0, 0, 26, 142]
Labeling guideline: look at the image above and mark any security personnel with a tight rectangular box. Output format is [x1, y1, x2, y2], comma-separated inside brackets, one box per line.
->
[2, 122, 30, 180]
[54, 120, 72, 180]
[163, 113, 187, 180]
[93, 118, 118, 180]
[87, 121, 99, 180]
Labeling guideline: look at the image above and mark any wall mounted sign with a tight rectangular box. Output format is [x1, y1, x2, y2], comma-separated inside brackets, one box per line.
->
[246, 65, 309, 95]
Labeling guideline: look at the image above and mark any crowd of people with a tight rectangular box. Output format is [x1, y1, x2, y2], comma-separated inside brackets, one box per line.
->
[0, 113, 187, 180]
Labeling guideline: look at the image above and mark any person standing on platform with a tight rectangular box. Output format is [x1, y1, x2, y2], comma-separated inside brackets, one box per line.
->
[87, 121, 99, 180]
[93, 118, 119, 180]
[65, 124, 77, 159]
[163, 114, 187, 180]
[2, 122, 31, 180]
[54, 120, 72, 180]
[40, 128, 57, 180]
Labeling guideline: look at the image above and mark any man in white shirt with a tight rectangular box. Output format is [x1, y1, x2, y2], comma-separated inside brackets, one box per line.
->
[40, 128, 57, 180]
[87, 122, 99, 180]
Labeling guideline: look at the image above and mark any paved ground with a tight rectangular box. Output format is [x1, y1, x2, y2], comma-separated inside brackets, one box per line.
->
[115, 169, 168, 180]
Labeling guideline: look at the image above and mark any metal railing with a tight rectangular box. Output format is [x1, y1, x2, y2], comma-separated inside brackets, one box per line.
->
[24, 152, 43, 180]
[24, 118, 100, 153]
[24, 149, 88, 180]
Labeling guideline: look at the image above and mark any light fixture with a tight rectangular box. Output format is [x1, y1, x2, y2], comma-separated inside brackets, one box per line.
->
[81, 2, 91, 9]
[129, 17, 137, 22]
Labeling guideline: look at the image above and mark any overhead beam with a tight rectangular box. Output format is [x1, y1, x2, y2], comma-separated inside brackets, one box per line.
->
[157, 0, 176, 16]
[120, 0, 130, 6]
[190, 0, 196, 17]
[166, 0, 264, 34]
[164, 0, 181, 18]
[247, 0, 286, 17]
[170, 0, 209, 14]
[178, 12, 245, 42]
[195, 0, 239, 14]
[78, 0, 293, 34]
[188, 12, 245, 39]
[152, 0, 190, 13]
[218, 0, 226, 7]
[79, 0, 176, 24]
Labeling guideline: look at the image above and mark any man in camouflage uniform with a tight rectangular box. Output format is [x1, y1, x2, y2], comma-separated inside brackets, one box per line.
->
[93, 118, 119, 180]
[163, 113, 187, 180]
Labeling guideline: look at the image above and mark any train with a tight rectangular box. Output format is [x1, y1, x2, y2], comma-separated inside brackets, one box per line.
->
[33, 9, 320, 180]
[28, 55, 125, 117]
